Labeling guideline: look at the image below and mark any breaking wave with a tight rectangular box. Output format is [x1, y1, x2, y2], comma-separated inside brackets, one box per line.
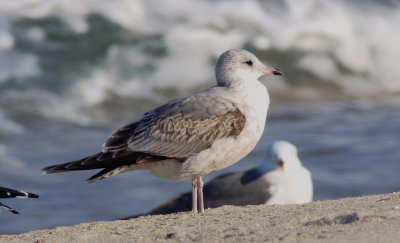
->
[0, 0, 399, 129]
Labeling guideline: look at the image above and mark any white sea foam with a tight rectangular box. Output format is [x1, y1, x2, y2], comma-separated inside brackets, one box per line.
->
[0, 144, 26, 170]
[0, 110, 24, 136]
[0, 51, 40, 83]
[0, 0, 399, 126]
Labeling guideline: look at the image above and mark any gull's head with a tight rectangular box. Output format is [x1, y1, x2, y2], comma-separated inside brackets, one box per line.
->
[267, 140, 303, 171]
[215, 49, 282, 86]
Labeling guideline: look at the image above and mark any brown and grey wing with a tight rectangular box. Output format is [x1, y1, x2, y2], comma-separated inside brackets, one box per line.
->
[104, 93, 246, 159]
[129, 109, 246, 158]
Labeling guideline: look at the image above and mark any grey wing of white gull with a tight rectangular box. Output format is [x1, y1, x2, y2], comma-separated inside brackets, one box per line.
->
[43, 89, 246, 182]
[146, 167, 272, 215]
[0, 186, 39, 214]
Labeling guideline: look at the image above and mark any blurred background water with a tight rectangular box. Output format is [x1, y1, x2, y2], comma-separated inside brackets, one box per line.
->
[0, 0, 399, 235]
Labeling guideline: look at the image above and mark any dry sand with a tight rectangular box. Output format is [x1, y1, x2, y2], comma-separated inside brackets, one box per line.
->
[1, 192, 400, 242]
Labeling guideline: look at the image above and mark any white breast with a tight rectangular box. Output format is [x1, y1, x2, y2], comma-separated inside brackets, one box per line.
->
[265, 167, 313, 205]
[177, 79, 269, 179]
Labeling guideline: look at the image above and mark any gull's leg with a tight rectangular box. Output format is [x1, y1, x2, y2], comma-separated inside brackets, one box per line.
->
[197, 176, 204, 213]
[191, 177, 198, 213]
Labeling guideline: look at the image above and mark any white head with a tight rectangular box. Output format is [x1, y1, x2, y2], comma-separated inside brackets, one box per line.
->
[264, 140, 313, 204]
[267, 140, 303, 171]
[215, 49, 281, 87]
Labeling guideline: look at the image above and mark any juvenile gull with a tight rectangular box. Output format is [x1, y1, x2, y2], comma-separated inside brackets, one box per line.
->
[42, 49, 282, 213]
[143, 140, 313, 215]
[0, 186, 39, 214]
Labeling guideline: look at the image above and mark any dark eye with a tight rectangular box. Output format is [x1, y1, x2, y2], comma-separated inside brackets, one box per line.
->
[244, 60, 253, 66]
[277, 159, 284, 167]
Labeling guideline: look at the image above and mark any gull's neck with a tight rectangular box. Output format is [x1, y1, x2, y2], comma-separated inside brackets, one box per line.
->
[217, 69, 259, 89]
[283, 156, 304, 172]
[220, 70, 270, 143]
[222, 70, 269, 102]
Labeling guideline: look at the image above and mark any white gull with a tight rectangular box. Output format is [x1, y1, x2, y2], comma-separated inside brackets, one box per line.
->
[42, 49, 282, 213]
[146, 140, 313, 215]
[0, 186, 39, 214]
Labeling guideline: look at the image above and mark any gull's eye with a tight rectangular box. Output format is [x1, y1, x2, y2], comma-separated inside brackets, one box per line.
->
[244, 60, 253, 66]
[277, 159, 284, 167]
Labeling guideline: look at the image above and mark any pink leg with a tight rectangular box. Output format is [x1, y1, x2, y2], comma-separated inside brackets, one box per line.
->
[191, 177, 198, 213]
[198, 176, 204, 213]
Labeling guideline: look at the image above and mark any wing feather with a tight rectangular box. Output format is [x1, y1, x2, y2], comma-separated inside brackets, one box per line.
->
[103, 92, 246, 159]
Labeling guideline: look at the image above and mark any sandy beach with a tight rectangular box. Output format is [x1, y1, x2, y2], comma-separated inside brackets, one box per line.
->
[1, 192, 399, 242]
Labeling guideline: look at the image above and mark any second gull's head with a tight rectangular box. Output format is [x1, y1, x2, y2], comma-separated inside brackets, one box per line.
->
[267, 140, 303, 170]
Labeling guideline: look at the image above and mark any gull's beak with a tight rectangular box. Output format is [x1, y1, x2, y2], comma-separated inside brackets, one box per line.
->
[272, 68, 282, 75]
[263, 66, 282, 76]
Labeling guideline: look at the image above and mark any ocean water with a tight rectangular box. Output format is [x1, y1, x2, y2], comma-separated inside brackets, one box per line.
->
[0, 0, 400, 235]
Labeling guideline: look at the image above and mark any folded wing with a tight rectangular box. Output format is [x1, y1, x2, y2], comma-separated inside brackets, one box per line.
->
[42, 91, 246, 182]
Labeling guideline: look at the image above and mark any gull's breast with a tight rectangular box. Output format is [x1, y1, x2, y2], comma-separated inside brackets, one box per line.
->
[181, 80, 270, 178]
[149, 79, 270, 180]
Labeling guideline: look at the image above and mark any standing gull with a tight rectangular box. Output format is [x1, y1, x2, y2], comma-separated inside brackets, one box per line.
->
[42, 49, 282, 213]
[0, 186, 39, 214]
[145, 140, 313, 215]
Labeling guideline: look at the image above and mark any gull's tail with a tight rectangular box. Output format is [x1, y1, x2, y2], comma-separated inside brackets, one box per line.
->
[41, 150, 168, 183]
[41, 153, 106, 174]
[41, 152, 122, 183]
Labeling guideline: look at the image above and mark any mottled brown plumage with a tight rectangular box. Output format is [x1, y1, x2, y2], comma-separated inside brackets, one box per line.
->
[43, 92, 246, 183]
[107, 108, 246, 159]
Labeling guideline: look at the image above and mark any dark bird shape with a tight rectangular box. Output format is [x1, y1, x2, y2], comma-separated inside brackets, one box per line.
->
[0, 186, 39, 214]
